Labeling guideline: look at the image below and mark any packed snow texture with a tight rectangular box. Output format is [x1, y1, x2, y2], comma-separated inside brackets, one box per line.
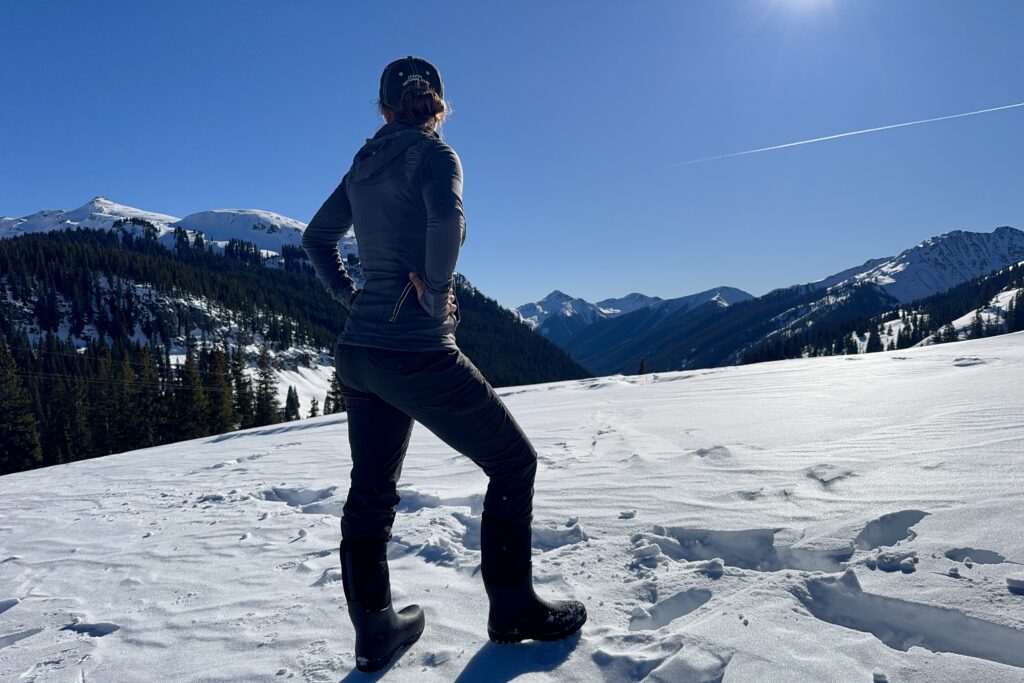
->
[1, 333, 1023, 681]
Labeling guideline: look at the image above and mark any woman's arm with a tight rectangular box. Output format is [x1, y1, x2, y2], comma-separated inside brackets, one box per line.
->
[415, 147, 466, 318]
[302, 175, 360, 310]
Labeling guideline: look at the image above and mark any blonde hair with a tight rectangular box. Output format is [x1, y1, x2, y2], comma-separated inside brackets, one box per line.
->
[378, 87, 450, 130]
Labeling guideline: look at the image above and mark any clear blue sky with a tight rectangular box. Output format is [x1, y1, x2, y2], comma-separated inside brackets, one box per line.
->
[2, 1, 1022, 307]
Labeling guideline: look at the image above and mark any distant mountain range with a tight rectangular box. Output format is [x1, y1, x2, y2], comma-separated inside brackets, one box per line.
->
[0, 196, 589, 392]
[517, 226, 1024, 375]
[516, 287, 752, 346]
[0, 196, 357, 258]
[4, 198, 1022, 380]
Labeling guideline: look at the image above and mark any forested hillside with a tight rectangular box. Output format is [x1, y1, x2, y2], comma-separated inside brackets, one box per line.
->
[0, 229, 589, 475]
[742, 262, 1024, 364]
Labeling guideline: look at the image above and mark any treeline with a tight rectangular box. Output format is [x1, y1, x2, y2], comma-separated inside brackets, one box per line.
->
[0, 227, 342, 350]
[0, 332, 347, 476]
[0, 228, 590, 389]
[742, 263, 1024, 364]
[0, 226, 592, 475]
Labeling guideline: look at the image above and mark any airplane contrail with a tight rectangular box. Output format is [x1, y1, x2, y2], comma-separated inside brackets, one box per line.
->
[670, 101, 1024, 166]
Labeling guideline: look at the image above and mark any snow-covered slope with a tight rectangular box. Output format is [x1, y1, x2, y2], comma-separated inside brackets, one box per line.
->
[805, 256, 893, 291]
[173, 209, 316, 255]
[918, 285, 1023, 346]
[836, 226, 1024, 303]
[0, 196, 179, 238]
[652, 286, 752, 315]
[2, 333, 1023, 681]
[594, 292, 664, 316]
[0, 197, 357, 257]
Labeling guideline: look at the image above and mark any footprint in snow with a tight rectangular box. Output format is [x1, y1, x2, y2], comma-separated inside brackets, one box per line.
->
[61, 622, 120, 637]
[944, 547, 1007, 565]
[854, 510, 929, 550]
[592, 632, 732, 682]
[689, 445, 732, 460]
[629, 588, 713, 631]
[805, 464, 855, 490]
[0, 628, 43, 648]
[793, 569, 1024, 668]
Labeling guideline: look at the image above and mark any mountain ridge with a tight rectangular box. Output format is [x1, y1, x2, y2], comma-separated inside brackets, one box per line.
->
[0, 196, 358, 257]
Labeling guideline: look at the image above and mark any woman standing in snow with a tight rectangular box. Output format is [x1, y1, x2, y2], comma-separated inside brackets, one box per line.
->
[302, 56, 586, 672]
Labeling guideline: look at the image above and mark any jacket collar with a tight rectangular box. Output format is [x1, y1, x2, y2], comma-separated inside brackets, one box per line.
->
[349, 122, 438, 182]
[370, 121, 439, 141]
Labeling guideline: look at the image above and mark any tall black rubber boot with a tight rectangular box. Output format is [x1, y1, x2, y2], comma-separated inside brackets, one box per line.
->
[479, 513, 587, 643]
[339, 538, 425, 672]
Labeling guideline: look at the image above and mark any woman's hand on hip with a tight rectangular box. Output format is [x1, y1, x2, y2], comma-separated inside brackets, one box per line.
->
[409, 272, 457, 317]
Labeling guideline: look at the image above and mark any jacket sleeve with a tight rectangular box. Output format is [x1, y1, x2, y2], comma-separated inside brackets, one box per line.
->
[417, 146, 467, 318]
[302, 174, 360, 311]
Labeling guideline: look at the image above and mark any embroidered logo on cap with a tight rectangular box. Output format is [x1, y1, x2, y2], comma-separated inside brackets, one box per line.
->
[402, 74, 431, 89]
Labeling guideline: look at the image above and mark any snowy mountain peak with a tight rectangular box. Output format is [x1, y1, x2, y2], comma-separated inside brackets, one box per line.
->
[0, 197, 181, 239]
[517, 290, 603, 331]
[0, 196, 358, 258]
[542, 290, 573, 303]
[66, 196, 181, 226]
[172, 209, 314, 253]
[835, 226, 1024, 303]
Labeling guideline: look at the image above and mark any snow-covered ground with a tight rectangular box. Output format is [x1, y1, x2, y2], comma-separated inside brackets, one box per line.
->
[2, 333, 1023, 681]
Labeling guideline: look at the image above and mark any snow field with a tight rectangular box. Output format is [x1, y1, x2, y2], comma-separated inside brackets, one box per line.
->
[1, 333, 1023, 681]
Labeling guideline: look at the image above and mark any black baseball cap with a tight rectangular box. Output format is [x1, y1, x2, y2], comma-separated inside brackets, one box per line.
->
[379, 56, 444, 109]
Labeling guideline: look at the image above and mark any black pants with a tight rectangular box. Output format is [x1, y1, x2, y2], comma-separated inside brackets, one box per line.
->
[335, 343, 538, 542]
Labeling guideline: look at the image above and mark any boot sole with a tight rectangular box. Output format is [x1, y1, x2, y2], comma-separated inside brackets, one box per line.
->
[355, 621, 425, 673]
[487, 614, 587, 644]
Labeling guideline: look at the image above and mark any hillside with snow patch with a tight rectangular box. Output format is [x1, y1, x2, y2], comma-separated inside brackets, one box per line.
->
[1, 333, 1022, 681]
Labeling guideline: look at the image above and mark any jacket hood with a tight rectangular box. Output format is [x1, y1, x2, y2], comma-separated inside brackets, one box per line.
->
[349, 122, 438, 182]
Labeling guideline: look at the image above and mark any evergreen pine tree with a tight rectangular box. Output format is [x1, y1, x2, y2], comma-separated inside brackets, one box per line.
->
[253, 346, 281, 426]
[206, 347, 236, 435]
[230, 344, 255, 429]
[308, 397, 320, 418]
[90, 346, 116, 455]
[0, 342, 43, 475]
[971, 309, 984, 339]
[68, 376, 92, 460]
[325, 373, 345, 414]
[637, 357, 646, 375]
[176, 346, 211, 440]
[284, 385, 301, 421]
[865, 329, 883, 353]
[112, 354, 138, 452]
[135, 345, 160, 448]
